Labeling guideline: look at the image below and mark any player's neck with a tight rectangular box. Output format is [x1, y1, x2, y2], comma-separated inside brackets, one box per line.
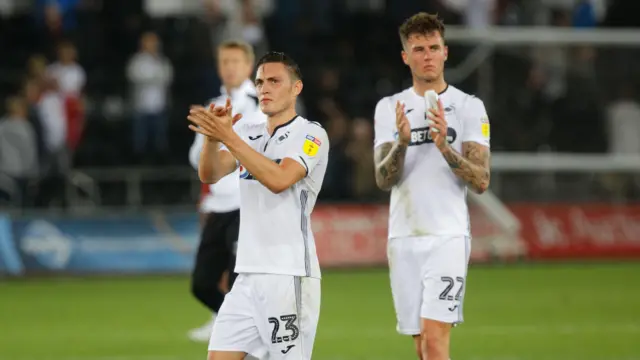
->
[412, 77, 448, 97]
[267, 107, 298, 135]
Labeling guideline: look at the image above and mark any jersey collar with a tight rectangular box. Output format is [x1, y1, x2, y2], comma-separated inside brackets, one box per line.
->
[410, 83, 449, 98]
[268, 115, 299, 137]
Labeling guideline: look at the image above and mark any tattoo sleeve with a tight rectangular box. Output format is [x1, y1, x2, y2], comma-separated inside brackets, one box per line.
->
[441, 142, 491, 194]
[374, 141, 408, 191]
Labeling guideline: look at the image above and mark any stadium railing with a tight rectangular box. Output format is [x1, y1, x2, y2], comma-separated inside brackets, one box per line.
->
[41, 152, 638, 208]
[445, 26, 640, 46]
[2, 152, 639, 276]
[444, 25, 640, 86]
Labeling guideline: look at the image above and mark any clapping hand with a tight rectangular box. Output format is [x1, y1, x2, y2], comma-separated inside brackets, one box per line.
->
[187, 98, 243, 142]
[427, 99, 448, 151]
[395, 101, 411, 146]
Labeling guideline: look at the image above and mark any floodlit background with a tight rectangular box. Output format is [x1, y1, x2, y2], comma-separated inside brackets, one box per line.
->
[0, 0, 639, 359]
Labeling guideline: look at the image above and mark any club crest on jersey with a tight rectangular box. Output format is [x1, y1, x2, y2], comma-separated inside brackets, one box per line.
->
[303, 135, 321, 156]
[276, 131, 290, 144]
[409, 127, 457, 146]
[481, 115, 490, 138]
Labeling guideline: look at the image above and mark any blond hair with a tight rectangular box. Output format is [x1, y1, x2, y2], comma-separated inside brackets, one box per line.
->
[217, 40, 255, 63]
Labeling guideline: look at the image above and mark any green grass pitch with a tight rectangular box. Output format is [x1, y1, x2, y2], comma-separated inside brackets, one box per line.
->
[1, 263, 638, 360]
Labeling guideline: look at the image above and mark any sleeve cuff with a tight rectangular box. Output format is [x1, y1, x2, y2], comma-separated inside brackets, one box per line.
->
[291, 155, 309, 176]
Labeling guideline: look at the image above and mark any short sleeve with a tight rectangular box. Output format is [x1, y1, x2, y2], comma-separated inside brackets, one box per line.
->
[461, 97, 490, 148]
[286, 122, 329, 176]
[374, 97, 397, 149]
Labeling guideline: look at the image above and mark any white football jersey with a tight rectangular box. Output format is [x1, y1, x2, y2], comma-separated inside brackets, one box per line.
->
[189, 80, 267, 213]
[374, 85, 490, 239]
[221, 115, 329, 279]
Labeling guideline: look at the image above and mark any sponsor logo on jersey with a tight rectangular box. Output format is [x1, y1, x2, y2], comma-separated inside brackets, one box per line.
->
[239, 165, 250, 179]
[240, 159, 282, 180]
[409, 127, 457, 146]
[303, 135, 321, 156]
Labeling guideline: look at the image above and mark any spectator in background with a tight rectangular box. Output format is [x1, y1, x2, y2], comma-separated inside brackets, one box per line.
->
[573, 0, 597, 27]
[34, 0, 81, 55]
[530, 9, 571, 103]
[47, 40, 86, 153]
[606, 85, 640, 155]
[35, 76, 68, 207]
[127, 32, 173, 163]
[204, 0, 274, 56]
[38, 77, 67, 158]
[27, 54, 49, 82]
[22, 78, 46, 164]
[503, 65, 554, 151]
[345, 117, 382, 200]
[440, 0, 496, 28]
[0, 96, 38, 205]
[601, 84, 640, 198]
[320, 98, 352, 200]
[35, 0, 80, 35]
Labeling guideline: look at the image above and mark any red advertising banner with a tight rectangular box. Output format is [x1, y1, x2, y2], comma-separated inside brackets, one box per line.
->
[311, 204, 522, 266]
[312, 204, 389, 267]
[312, 203, 640, 265]
[509, 203, 640, 259]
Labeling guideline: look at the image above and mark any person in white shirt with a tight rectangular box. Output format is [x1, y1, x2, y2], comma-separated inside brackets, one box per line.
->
[127, 31, 173, 160]
[188, 52, 328, 360]
[373, 13, 491, 360]
[35, 76, 69, 208]
[47, 40, 86, 152]
[47, 41, 86, 96]
[38, 77, 67, 155]
[187, 40, 266, 343]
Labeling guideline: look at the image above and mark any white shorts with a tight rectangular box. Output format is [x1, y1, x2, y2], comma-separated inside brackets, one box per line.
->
[387, 235, 471, 335]
[208, 273, 321, 360]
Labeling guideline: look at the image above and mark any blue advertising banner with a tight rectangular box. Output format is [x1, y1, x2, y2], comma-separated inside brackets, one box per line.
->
[0, 214, 24, 275]
[1, 212, 200, 275]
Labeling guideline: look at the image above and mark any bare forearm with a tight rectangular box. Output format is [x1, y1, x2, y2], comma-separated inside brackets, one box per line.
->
[199, 139, 229, 183]
[224, 134, 285, 192]
[375, 141, 408, 191]
[189, 135, 204, 170]
[441, 146, 490, 194]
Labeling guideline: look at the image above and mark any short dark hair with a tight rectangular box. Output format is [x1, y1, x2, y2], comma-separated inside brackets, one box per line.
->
[256, 51, 302, 81]
[399, 12, 445, 47]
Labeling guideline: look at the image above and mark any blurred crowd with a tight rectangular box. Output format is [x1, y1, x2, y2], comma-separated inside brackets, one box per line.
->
[0, 0, 639, 208]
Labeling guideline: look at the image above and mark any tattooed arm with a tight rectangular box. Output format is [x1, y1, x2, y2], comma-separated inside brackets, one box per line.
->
[373, 98, 412, 191]
[374, 141, 408, 191]
[427, 97, 491, 194]
[440, 141, 490, 194]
